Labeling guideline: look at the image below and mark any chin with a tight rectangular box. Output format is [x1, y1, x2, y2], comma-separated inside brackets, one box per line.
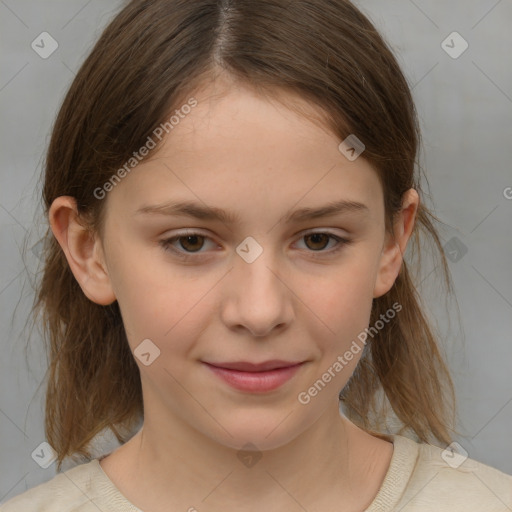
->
[202, 411, 310, 452]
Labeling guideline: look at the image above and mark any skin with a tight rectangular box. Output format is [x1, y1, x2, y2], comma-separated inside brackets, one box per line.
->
[49, 73, 419, 512]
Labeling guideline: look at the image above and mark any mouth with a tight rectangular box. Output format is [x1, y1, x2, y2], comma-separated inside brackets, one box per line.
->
[202, 360, 306, 393]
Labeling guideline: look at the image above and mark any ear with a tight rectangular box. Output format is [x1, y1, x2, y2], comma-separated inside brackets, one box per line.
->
[48, 196, 116, 305]
[373, 188, 419, 299]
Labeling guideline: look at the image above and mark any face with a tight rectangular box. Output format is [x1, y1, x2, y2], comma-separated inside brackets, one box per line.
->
[91, 77, 401, 451]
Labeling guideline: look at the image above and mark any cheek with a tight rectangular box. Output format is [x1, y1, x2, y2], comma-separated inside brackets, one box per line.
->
[109, 253, 217, 353]
[298, 272, 375, 400]
[303, 262, 376, 341]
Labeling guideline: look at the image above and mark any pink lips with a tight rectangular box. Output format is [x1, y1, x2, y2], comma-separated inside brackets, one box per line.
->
[203, 360, 304, 392]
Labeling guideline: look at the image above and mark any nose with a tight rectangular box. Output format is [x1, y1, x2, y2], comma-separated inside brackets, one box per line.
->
[220, 245, 294, 337]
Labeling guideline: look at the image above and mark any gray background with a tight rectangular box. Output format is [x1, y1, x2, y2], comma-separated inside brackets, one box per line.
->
[1, 0, 511, 503]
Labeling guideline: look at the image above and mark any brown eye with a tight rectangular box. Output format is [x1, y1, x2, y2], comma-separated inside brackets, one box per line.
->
[178, 235, 205, 252]
[303, 233, 331, 251]
[160, 230, 351, 261]
[296, 231, 352, 257]
[160, 231, 219, 259]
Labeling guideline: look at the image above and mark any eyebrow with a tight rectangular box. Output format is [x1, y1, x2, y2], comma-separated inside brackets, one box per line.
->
[135, 199, 369, 224]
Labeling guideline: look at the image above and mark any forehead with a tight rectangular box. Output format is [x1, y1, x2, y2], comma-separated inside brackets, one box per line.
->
[162, 79, 339, 157]
[105, 79, 384, 222]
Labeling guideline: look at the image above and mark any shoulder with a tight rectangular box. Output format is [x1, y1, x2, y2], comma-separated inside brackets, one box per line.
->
[0, 460, 102, 512]
[398, 436, 512, 511]
[0, 459, 140, 512]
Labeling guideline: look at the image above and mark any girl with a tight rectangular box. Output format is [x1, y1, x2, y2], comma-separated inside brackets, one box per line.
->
[2, 0, 511, 511]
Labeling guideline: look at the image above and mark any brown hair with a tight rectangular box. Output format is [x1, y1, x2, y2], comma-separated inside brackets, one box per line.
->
[30, 0, 458, 470]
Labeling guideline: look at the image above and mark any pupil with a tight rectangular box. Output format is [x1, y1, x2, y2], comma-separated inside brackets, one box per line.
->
[307, 233, 328, 250]
[181, 235, 203, 252]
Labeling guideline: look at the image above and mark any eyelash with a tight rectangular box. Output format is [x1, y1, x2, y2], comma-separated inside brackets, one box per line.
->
[159, 230, 353, 261]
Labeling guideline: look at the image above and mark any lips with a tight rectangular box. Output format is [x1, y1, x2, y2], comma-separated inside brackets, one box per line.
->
[204, 360, 303, 372]
[202, 360, 305, 392]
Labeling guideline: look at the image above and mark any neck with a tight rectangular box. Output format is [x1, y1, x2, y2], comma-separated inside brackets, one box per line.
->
[103, 402, 392, 512]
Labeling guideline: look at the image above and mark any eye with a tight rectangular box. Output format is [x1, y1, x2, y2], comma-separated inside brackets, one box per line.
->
[160, 231, 217, 258]
[294, 231, 352, 257]
[159, 230, 352, 261]
[299, 232, 337, 251]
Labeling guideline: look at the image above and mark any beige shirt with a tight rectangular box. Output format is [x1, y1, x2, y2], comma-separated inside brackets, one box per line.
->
[1, 434, 511, 511]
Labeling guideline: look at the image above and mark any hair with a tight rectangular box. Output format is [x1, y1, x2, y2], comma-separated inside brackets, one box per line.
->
[29, 0, 459, 471]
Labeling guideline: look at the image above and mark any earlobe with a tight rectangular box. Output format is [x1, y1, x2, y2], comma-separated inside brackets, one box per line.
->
[48, 196, 116, 306]
[373, 188, 419, 299]
[372, 238, 402, 299]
